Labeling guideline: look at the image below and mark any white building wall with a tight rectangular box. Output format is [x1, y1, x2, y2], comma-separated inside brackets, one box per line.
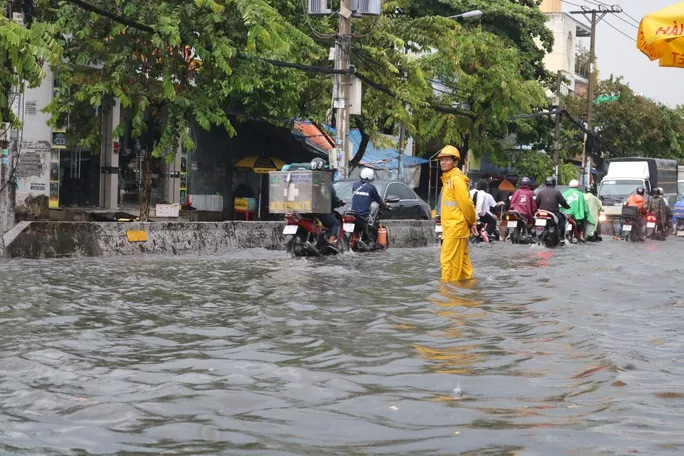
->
[543, 13, 589, 95]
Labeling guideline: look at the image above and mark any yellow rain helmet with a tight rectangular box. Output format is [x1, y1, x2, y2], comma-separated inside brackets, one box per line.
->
[436, 145, 461, 160]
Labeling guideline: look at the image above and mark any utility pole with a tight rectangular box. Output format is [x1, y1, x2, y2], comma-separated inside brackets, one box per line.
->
[334, 0, 352, 177]
[553, 69, 562, 178]
[570, 5, 621, 187]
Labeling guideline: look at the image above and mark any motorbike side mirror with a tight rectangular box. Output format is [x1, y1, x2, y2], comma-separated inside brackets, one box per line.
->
[385, 197, 400, 204]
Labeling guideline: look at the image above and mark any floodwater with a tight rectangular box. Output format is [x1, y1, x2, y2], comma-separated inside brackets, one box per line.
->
[1, 240, 684, 455]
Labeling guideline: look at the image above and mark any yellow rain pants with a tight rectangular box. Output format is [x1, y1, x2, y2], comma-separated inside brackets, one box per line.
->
[440, 237, 473, 281]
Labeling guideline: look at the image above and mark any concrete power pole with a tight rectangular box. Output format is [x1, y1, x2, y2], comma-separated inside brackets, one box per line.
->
[570, 5, 621, 187]
[334, 0, 352, 177]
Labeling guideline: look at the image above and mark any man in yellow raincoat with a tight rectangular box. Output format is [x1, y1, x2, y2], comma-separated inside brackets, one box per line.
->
[438, 145, 476, 281]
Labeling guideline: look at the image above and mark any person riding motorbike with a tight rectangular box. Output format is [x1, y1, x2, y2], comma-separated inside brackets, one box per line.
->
[625, 186, 648, 240]
[309, 158, 345, 245]
[647, 187, 672, 235]
[350, 168, 390, 239]
[583, 183, 604, 241]
[470, 179, 504, 238]
[509, 177, 537, 224]
[562, 179, 593, 243]
[535, 177, 570, 236]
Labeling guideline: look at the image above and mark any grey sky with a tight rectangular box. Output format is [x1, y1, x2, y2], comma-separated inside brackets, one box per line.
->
[562, 0, 683, 106]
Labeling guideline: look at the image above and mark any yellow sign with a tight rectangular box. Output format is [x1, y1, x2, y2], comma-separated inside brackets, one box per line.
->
[126, 230, 148, 242]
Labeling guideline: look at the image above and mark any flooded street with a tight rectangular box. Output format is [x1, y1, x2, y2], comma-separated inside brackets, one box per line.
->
[1, 240, 684, 455]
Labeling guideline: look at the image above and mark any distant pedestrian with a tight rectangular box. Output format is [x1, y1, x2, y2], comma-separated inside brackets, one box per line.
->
[437, 145, 476, 281]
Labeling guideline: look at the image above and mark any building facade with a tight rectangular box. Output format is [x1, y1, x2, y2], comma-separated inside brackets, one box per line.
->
[541, 0, 591, 96]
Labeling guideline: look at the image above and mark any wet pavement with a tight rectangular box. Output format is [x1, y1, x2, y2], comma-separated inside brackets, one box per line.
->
[1, 239, 684, 455]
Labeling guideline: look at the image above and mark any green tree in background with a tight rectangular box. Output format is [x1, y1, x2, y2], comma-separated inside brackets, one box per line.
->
[46, 0, 320, 219]
[0, 0, 61, 125]
[563, 76, 684, 161]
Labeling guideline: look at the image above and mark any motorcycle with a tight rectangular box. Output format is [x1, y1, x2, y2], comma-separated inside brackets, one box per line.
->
[470, 220, 498, 243]
[533, 210, 562, 248]
[564, 215, 580, 244]
[283, 212, 348, 256]
[587, 213, 605, 242]
[676, 218, 684, 237]
[619, 206, 641, 242]
[645, 213, 668, 241]
[342, 198, 397, 252]
[435, 216, 443, 244]
[504, 210, 532, 244]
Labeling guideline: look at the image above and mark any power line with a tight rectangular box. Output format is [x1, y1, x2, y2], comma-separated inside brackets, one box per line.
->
[622, 11, 641, 26]
[603, 18, 636, 42]
[612, 13, 637, 30]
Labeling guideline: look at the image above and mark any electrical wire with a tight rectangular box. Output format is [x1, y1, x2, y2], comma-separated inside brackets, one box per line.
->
[602, 18, 636, 42]
[612, 13, 637, 29]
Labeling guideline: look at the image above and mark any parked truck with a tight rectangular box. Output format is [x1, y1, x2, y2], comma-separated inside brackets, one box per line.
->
[599, 157, 678, 218]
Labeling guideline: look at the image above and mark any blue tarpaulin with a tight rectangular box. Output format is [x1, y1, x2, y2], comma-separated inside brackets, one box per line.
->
[326, 126, 429, 170]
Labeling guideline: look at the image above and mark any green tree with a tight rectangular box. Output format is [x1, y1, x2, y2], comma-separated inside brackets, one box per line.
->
[299, 0, 553, 165]
[1, 0, 61, 125]
[563, 76, 684, 161]
[47, 0, 319, 219]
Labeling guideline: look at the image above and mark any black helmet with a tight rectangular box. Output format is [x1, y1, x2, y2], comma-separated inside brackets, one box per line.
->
[520, 177, 532, 188]
[636, 187, 645, 195]
[545, 176, 556, 187]
[652, 187, 661, 196]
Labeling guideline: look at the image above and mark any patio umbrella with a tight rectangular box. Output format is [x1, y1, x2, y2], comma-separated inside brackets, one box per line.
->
[637, 2, 684, 68]
[234, 155, 286, 219]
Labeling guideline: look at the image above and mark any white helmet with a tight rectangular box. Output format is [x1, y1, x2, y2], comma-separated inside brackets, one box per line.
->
[569, 179, 579, 188]
[360, 168, 375, 182]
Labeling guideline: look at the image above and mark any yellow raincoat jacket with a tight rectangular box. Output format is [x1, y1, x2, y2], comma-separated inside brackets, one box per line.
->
[440, 167, 477, 281]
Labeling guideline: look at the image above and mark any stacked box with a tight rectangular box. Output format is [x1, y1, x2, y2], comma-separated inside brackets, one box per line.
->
[268, 170, 332, 214]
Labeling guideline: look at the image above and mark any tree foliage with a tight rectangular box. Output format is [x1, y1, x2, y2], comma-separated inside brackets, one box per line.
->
[47, 0, 320, 157]
[563, 76, 684, 161]
[0, 0, 61, 125]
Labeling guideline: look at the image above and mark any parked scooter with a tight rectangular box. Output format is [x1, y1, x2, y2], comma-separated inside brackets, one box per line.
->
[533, 210, 562, 248]
[343, 198, 397, 252]
[283, 212, 348, 256]
[504, 210, 532, 244]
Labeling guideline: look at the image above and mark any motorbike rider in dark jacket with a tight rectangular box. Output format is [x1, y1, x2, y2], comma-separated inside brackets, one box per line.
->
[535, 177, 570, 234]
[351, 168, 389, 238]
[307, 158, 345, 245]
